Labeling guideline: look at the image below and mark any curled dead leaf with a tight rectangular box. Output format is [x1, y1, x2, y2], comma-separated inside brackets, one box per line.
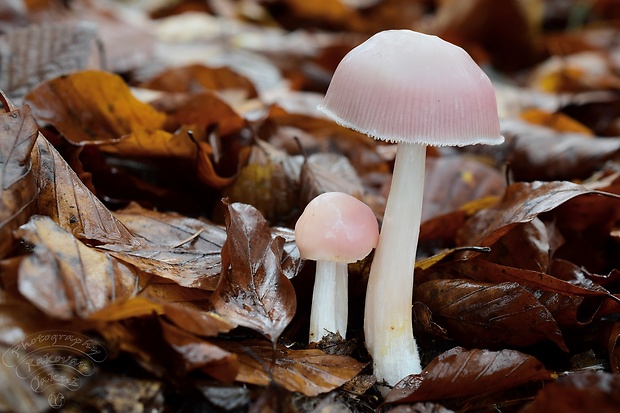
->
[210, 201, 297, 343]
[16, 216, 147, 319]
[0, 99, 38, 258]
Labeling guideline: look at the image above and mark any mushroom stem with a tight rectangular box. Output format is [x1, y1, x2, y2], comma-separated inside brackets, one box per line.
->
[309, 260, 348, 342]
[364, 141, 425, 386]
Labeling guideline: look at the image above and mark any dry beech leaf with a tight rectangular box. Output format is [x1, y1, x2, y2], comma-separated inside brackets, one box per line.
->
[86, 296, 165, 322]
[197, 141, 236, 190]
[160, 301, 234, 338]
[299, 152, 365, 205]
[102, 202, 228, 290]
[0, 100, 38, 258]
[224, 139, 301, 224]
[15, 215, 145, 319]
[141, 64, 258, 98]
[452, 259, 620, 304]
[519, 371, 620, 413]
[31, 135, 139, 246]
[210, 201, 296, 343]
[160, 321, 238, 383]
[457, 180, 620, 251]
[163, 91, 247, 136]
[225, 339, 365, 397]
[25, 70, 196, 158]
[104, 203, 301, 290]
[416, 279, 568, 351]
[384, 347, 555, 405]
[0, 22, 98, 102]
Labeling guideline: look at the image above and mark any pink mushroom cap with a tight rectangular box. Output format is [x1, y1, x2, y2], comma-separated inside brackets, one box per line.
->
[295, 192, 379, 263]
[317, 29, 503, 147]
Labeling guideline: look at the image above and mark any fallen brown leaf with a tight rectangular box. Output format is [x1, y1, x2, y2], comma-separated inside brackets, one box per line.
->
[422, 156, 505, 222]
[457, 180, 620, 251]
[160, 320, 238, 383]
[32, 135, 139, 245]
[25, 70, 196, 158]
[416, 279, 568, 351]
[299, 152, 364, 205]
[102, 202, 228, 290]
[0, 99, 38, 258]
[141, 64, 258, 98]
[16, 215, 146, 319]
[227, 339, 365, 397]
[384, 347, 555, 405]
[224, 139, 301, 224]
[211, 201, 296, 343]
[0, 22, 98, 102]
[519, 371, 620, 413]
[501, 119, 620, 181]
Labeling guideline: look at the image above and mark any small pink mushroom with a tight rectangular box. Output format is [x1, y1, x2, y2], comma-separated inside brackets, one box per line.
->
[317, 29, 503, 386]
[295, 192, 379, 343]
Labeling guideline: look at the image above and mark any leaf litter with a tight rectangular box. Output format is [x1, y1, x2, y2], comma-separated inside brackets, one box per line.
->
[1, 1, 620, 412]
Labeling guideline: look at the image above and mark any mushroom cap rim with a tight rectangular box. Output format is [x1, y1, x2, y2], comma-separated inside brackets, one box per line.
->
[317, 104, 505, 147]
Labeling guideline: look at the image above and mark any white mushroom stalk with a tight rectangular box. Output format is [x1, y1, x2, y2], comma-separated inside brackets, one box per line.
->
[310, 260, 348, 341]
[295, 192, 379, 343]
[317, 29, 503, 387]
[364, 142, 426, 385]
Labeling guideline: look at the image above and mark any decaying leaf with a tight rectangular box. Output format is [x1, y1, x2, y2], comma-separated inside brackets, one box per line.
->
[501, 119, 620, 181]
[162, 91, 247, 136]
[299, 152, 365, 205]
[31, 135, 139, 246]
[452, 259, 620, 304]
[224, 139, 301, 224]
[384, 347, 555, 405]
[416, 279, 568, 351]
[101, 202, 228, 290]
[160, 321, 238, 383]
[25, 70, 196, 158]
[0, 22, 99, 102]
[16, 215, 145, 319]
[210, 201, 296, 343]
[457, 180, 620, 250]
[102, 202, 301, 290]
[141, 64, 258, 98]
[226, 339, 365, 397]
[519, 371, 620, 413]
[65, 374, 164, 413]
[0, 99, 38, 258]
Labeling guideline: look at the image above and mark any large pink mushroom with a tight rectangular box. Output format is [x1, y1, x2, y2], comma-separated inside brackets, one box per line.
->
[295, 192, 379, 343]
[317, 30, 503, 387]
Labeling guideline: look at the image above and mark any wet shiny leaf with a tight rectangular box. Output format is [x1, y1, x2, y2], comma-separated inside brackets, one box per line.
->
[520, 372, 620, 413]
[416, 279, 568, 350]
[210, 201, 296, 343]
[385, 347, 555, 404]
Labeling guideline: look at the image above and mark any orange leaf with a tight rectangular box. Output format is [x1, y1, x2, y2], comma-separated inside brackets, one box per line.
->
[25, 70, 196, 158]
